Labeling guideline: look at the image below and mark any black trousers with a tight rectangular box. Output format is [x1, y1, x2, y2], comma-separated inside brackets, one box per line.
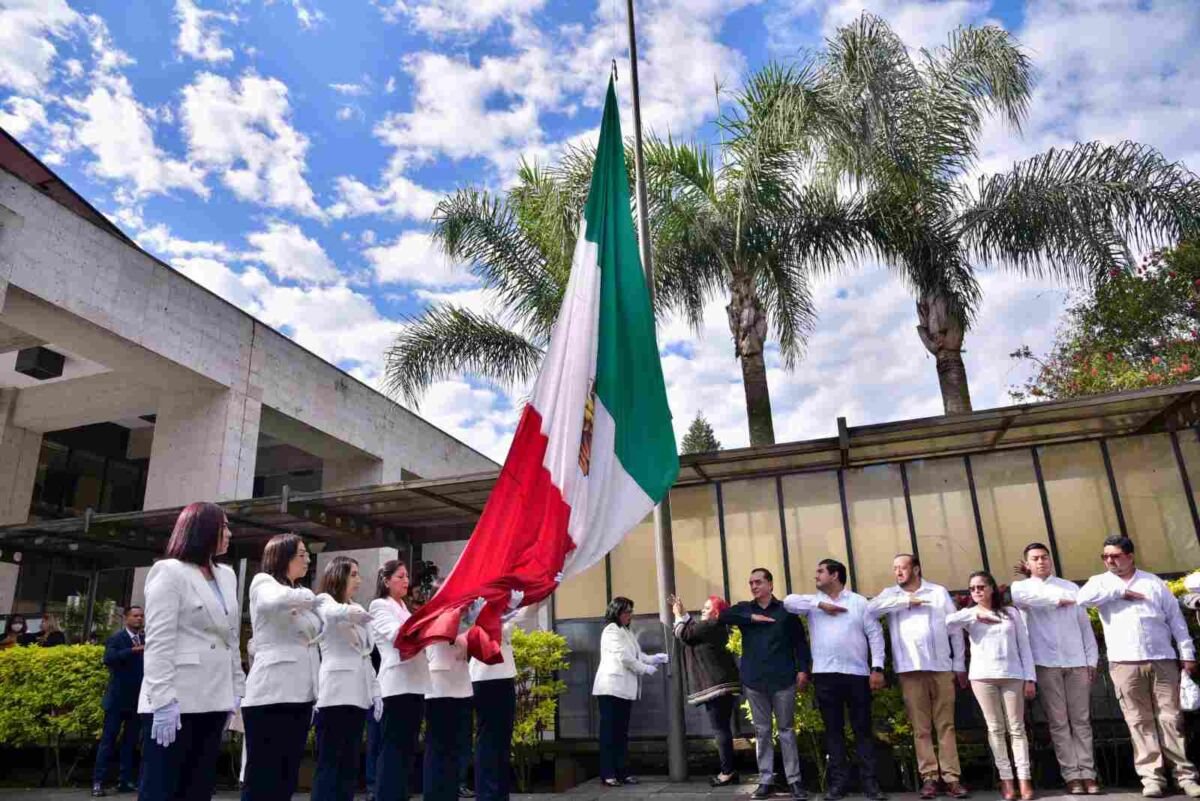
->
[457, 702, 473, 786]
[366, 710, 380, 798]
[813, 673, 877, 791]
[312, 705, 366, 801]
[93, 707, 139, 786]
[139, 711, 227, 801]
[597, 695, 633, 781]
[703, 694, 737, 776]
[424, 697, 471, 801]
[241, 702, 313, 801]
[473, 679, 516, 801]
[376, 694, 423, 801]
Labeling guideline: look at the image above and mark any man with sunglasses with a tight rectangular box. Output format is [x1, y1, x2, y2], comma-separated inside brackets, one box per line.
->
[1077, 535, 1199, 799]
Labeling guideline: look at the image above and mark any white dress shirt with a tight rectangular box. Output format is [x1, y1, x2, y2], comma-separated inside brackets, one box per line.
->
[470, 619, 518, 682]
[369, 597, 431, 697]
[946, 606, 1037, 682]
[1076, 569, 1196, 662]
[867, 580, 966, 674]
[783, 589, 884, 676]
[426, 641, 474, 699]
[1010, 576, 1098, 669]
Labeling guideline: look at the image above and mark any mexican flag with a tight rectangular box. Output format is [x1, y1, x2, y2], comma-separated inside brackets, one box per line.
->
[396, 78, 679, 662]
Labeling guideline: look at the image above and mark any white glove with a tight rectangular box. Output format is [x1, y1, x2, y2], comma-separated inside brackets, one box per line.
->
[507, 589, 525, 611]
[644, 663, 658, 676]
[372, 695, 384, 722]
[347, 607, 372, 626]
[650, 653, 669, 665]
[459, 597, 486, 632]
[227, 694, 243, 730]
[151, 700, 182, 747]
[553, 571, 564, 584]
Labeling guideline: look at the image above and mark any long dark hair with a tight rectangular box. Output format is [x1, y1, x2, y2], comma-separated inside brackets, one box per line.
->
[165, 502, 226, 566]
[319, 556, 358, 603]
[2, 614, 26, 639]
[967, 570, 1010, 609]
[376, 559, 407, 599]
[262, 534, 304, 586]
[605, 596, 634, 627]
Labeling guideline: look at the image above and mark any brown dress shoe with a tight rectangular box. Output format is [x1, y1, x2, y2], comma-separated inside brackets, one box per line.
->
[1083, 780, 1102, 795]
[1019, 779, 1034, 800]
[920, 780, 939, 799]
[1067, 781, 1085, 795]
[946, 782, 970, 799]
[1000, 780, 1016, 800]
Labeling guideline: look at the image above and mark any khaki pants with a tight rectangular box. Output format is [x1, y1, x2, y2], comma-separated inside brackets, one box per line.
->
[899, 671, 960, 783]
[1037, 666, 1096, 781]
[972, 679, 1030, 780]
[1110, 660, 1197, 788]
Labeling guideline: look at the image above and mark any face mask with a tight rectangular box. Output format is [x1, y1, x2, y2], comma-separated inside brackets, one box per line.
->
[10, 624, 23, 632]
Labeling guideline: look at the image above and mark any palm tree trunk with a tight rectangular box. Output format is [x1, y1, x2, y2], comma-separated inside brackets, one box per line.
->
[727, 272, 776, 446]
[916, 293, 973, 414]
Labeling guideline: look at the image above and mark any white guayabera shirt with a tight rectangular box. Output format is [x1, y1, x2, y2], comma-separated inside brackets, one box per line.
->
[1076, 569, 1196, 663]
[782, 590, 884, 676]
[1010, 576, 1098, 669]
[866, 580, 966, 674]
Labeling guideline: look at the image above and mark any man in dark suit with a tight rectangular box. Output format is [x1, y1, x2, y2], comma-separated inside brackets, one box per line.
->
[92, 606, 144, 797]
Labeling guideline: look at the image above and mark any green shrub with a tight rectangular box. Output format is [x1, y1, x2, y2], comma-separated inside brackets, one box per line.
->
[510, 627, 569, 792]
[0, 645, 108, 784]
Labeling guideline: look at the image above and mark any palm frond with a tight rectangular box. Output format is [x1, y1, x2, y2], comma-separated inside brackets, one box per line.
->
[382, 305, 546, 407]
[960, 141, 1200, 283]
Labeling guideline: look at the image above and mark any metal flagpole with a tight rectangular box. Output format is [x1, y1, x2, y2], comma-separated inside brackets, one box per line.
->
[624, 0, 687, 781]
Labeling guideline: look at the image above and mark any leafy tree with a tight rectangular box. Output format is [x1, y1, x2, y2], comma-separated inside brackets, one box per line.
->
[681, 412, 722, 454]
[804, 15, 1200, 413]
[510, 627, 569, 791]
[384, 66, 873, 447]
[1010, 241, 1200, 401]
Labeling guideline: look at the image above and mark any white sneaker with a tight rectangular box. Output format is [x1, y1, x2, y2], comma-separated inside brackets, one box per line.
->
[1178, 781, 1200, 799]
[1142, 784, 1165, 798]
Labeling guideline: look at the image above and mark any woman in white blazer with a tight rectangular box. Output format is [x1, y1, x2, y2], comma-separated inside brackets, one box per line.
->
[139, 502, 246, 801]
[368, 559, 428, 801]
[469, 591, 524, 801]
[312, 556, 382, 801]
[241, 534, 320, 801]
[591, 597, 667, 787]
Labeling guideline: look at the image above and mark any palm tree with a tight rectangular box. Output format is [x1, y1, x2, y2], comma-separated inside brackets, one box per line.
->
[385, 67, 874, 446]
[809, 14, 1200, 413]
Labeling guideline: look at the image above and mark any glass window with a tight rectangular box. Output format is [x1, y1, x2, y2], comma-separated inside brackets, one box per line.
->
[670, 485, 725, 605]
[972, 450, 1047, 578]
[1037, 441, 1120, 581]
[721, 479, 786, 596]
[610, 515, 657, 612]
[554, 556, 607, 620]
[1107, 433, 1200, 573]
[907, 457, 983, 587]
[1175, 430, 1200, 544]
[844, 464, 910, 596]
[780, 471, 849, 592]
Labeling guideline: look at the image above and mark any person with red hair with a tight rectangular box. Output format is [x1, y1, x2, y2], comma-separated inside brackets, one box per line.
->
[669, 593, 741, 786]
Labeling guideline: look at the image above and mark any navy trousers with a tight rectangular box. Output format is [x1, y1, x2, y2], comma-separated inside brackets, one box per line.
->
[241, 702, 312, 801]
[813, 673, 878, 792]
[473, 679, 516, 801]
[597, 695, 633, 781]
[139, 711, 227, 801]
[312, 705, 366, 801]
[424, 697, 471, 801]
[93, 708, 139, 786]
[375, 694, 423, 801]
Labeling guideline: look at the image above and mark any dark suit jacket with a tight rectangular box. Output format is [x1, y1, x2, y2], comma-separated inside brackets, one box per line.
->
[102, 629, 144, 713]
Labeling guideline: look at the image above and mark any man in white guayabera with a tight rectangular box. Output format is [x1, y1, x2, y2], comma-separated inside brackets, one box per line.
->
[1077, 535, 1200, 800]
[1010, 542, 1100, 796]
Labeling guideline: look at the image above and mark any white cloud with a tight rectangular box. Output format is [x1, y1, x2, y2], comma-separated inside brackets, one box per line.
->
[364, 230, 478, 286]
[138, 223, 231, 260]
[244, 221, 340, 284]
[175, 0, 237, 63]
[0, 97, 47, 138]
[377, 0, 546, 35]
[173, 257, 271, 313]
[0, 0, 79, 95]
[286, 0, 326, 29]
[330, 82, 368, 96]
[384, 76, 397, 93]
[404, 379, 518, 462]
[181, 71, 324, 218]
[328, 172, 442, 221]
[335, 106, 355, 121]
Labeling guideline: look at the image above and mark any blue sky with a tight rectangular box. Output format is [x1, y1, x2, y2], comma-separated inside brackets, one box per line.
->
[2, 0, 1199, 461]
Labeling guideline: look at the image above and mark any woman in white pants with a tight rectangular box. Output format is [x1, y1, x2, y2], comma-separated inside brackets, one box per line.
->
[948, 571, 1037, 801]
[312, 557, 382, 801]
[139, 502, 246, 801]
[241, 534, 321, 801]
[369, 560, 429, 801]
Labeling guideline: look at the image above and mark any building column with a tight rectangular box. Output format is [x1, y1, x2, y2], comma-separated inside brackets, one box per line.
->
[143, 386, 262, 509]
[0, 389, 41, 525]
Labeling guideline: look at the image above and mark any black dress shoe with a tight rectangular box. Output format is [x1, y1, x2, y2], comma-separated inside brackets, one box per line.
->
[791, 782, 809, 801]
[863, 787, 888, 801]
[711, 773, 740, 787]
[91, 785, 106, 798]
[622, 776, 640, 785]
[117, 783, 136, 793]
[825, 787, 845, 801]
[458, 786, 475, 799]
[602, 778, 623, 787]
[751, 785, 773, 800]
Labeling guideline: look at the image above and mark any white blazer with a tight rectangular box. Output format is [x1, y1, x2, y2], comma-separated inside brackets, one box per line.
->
[469, 619, 517, 683]
[138, 559, 246, 714]
[242, 573, 322, 708]
[369, 597, 430, 697]
[315, 594, 380, 710]
[591, 623, 655, 701]
[426, 641, 473, 699]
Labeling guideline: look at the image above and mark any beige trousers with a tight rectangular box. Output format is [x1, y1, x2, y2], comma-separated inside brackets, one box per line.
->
[971, 679, 1030, 780]
[1110, 660, 1198, 788]
[1037, 666, 1096, 781]
[899, 671, 961, 783]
